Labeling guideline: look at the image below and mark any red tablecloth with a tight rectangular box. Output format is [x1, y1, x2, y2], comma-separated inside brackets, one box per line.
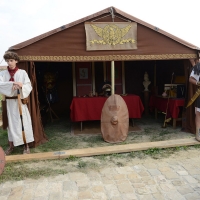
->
[149, 95, 185, 118]
[70, 94, 144, 122]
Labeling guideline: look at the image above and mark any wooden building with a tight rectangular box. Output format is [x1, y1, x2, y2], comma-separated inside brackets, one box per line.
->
[7, 6, 199, 146]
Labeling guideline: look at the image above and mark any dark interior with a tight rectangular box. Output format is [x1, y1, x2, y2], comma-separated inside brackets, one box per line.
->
[35, 60, 185, 125]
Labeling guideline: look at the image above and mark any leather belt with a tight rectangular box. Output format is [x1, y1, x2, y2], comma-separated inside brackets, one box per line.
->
[6, 96, 18, 99]
[5, 96, 28, 104]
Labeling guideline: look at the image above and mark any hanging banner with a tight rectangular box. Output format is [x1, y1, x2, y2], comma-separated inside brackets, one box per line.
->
[85, 22, 137, 51]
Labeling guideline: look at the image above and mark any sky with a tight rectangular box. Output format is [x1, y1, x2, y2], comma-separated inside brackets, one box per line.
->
[0, 0, 200, 65]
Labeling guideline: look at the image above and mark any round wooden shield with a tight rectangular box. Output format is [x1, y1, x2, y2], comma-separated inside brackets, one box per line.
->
[0, 146, 5, 175]
[101, 94, 129, 143]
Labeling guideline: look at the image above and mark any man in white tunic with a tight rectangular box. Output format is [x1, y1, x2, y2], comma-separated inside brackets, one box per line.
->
[0, 51, 34, 155]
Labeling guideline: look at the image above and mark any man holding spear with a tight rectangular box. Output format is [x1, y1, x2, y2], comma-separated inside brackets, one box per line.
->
[189, 59, 200, 142]
[0, 51, 34, 155]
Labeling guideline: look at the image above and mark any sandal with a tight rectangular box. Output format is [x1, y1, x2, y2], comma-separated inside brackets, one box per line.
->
[4, 147, 14, 156]
[23, 146, 30, 154]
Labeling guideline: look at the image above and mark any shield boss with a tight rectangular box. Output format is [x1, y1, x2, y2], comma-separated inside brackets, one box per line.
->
[0, 146, 5, 175]
[101, 94, 129, 143]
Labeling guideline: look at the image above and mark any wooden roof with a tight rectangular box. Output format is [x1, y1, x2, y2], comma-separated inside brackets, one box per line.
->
[9, 6, 199, 61]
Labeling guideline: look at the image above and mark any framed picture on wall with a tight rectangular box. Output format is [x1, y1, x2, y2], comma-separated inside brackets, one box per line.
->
[76, 62, 92, 96]
[79, 68, 88, 79]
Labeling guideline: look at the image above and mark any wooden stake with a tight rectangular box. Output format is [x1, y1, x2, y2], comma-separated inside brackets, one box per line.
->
[17, 89, 27, 144]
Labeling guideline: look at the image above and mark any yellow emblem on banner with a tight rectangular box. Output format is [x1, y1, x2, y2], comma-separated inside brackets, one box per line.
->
[85, 22, 137, 51]
[90, 24, 135, 45]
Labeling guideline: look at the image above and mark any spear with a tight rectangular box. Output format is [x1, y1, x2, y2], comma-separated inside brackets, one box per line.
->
[162, 72, 174, 128]
[17, 89, 27, 144]
[186, 87, 200, 108]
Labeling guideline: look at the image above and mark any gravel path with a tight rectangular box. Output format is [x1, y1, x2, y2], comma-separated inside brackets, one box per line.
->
[1, 148, 200, 200]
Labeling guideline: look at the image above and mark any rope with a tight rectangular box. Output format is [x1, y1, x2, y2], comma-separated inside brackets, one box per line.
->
[91, 12, 130, 23]
[115, 15, 131, 22]
[92, 14, 112, 22]
[110, 7, 115, 22]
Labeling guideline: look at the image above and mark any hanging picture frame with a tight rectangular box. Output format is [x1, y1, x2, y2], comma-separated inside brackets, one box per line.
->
[79, 68, 88, 79]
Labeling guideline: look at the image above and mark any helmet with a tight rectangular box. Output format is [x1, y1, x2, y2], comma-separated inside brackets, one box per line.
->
[102, 84, 112, 97]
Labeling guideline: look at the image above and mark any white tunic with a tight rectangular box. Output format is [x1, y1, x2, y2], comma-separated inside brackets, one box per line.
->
[0, 69, 34, 146]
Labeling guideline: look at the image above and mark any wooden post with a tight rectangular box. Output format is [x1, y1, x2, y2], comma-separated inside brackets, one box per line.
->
[72, 62, 76, 97]
[154, 61, 156, 86]
[152, 60, 158, 95]
[92, 62, 95, 95]
[103, 62, 106, 81]
[111, 61, 115, 95]
[144, 91, 149, 116]
[122, 61, 125, 94]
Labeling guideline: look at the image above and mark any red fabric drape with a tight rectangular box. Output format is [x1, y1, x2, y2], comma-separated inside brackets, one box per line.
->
[149, 96, 185, 119]
[70, 95, 144, 121]
[18, 61, 48, 147]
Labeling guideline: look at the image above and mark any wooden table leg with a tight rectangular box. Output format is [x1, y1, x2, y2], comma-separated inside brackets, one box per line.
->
[131, 118, 134, 127]
[155, 108, 158, 119]
[80, 121, 82, 131]
[172, 117, 182, 129]
[173, 118, 176, 129]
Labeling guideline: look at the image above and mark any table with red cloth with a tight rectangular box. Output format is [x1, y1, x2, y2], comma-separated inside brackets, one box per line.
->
[70, 94, 144, 122]
[149, 95, 185, 128]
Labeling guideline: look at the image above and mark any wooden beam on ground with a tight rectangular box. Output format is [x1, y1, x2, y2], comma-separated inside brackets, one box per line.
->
[5, 138, 199, 163]
[6, 152, 60, 163]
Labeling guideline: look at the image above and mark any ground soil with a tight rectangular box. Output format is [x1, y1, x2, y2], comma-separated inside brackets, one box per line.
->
[1, 112, 199, 182]
[16, 147, 200, 177]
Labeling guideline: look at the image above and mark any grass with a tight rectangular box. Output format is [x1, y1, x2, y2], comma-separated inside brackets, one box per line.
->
[66, 155, 79, 162]
[0, 113, 195, 155]
[0, 112, 198, 183]
[1, 145, 200, 183]
[144, 147, 161, 155]
[77, 161, 87, 168]
[159, 129, 171, 136]
[0, 162, 68, 182]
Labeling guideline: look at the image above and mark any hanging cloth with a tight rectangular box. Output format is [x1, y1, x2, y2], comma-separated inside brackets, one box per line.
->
[7, 66, 19, 81]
